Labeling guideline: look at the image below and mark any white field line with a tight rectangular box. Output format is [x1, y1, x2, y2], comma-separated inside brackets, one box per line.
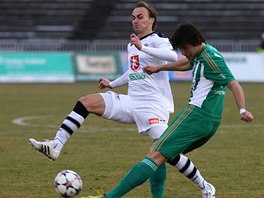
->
[12, 115, 136, 132]
[12, 115, 263, 133]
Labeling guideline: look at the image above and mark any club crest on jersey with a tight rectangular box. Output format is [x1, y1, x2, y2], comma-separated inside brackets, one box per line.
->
[148, 118, 160, 125]
[130, 55, 140, 71]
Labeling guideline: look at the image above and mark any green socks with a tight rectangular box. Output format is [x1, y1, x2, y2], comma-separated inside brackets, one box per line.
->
[105, 157, 158, 198]
[150, 162, 166, 198]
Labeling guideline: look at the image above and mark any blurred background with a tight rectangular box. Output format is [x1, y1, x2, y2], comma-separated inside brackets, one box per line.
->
[0, 0, 264, 83]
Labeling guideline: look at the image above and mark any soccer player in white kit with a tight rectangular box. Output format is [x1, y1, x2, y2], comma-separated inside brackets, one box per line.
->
[29, 1, 215, 197]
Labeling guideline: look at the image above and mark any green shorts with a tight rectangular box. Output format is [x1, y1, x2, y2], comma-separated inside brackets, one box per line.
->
[154, 105, 221, 161]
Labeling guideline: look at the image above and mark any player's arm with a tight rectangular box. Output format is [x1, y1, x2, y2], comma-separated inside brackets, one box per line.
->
[141, 46, 177, 62]
[98, 71, 129, 89]
[227, 80, 254, 122]
[143, 58, 192, 74]
[130, 33, 178, 62]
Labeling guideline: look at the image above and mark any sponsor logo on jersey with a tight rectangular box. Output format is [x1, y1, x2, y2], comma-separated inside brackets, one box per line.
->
[130, 55, 140, 71]
[214, 90, 226, 95]
[148, 118, 160, 125]
[129, 72, 146, 81]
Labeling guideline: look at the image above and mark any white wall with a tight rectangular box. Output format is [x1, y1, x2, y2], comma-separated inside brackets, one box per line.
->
[222, 53, 264, 82]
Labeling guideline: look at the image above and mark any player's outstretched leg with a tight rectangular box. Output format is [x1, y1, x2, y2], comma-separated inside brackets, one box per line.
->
[29, 101, 89, 160]
[168, 154, 216, 198]
[104, 157, 158, 198]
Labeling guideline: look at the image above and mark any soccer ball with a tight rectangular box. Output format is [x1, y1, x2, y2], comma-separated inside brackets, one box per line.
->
[54, 170, 83, 197]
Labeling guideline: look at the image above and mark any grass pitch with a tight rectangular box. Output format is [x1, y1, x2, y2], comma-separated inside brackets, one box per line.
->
[0, 82, 263, 198]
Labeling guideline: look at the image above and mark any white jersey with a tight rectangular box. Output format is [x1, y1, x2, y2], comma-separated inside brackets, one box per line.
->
[127, 32, 176, 113]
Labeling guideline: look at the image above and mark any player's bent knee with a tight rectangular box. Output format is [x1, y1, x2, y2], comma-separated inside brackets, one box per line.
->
[147, 150, 167, 166]
[80, 94, 105, 115]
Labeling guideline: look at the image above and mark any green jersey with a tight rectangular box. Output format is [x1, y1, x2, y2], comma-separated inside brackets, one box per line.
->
[154, 44, 236, 158]
[189, 44, 235, 118]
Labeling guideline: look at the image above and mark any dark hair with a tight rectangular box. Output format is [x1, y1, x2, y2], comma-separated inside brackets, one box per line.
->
[135, 1, 157, 30]
[170, 23, 205, 49]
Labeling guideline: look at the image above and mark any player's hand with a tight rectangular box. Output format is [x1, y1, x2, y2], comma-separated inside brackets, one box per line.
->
[240, 111, 254, 122]
[143, 65, 163, 75]
[130, 33, 142, 50]
[98, 77, 112, 89]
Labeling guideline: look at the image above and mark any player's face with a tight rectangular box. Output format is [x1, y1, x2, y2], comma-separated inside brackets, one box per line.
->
[180, 44, 204, 60]
[132, 7, 154, 37]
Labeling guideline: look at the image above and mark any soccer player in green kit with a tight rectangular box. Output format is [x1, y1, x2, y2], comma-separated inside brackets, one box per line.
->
[85, 23, 254, 198]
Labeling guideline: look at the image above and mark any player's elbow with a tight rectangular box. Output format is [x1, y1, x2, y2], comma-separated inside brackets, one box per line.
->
[167, 53, 178, 62]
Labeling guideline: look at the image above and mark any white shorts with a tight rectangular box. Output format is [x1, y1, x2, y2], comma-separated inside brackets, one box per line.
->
[100, 91, 169, 139]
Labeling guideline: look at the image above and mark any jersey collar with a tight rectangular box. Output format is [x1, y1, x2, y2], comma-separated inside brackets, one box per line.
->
[139, 32, 155, 40]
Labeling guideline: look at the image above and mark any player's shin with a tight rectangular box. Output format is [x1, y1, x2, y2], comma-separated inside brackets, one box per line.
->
[105, 157, 158, 198]
[54, 101, 89, 152]
[149, 162, 166, 198]
[168, 154, 207, 190]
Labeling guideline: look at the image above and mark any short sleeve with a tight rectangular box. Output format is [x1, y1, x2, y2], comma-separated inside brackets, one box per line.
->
[202, 51, 235, 85]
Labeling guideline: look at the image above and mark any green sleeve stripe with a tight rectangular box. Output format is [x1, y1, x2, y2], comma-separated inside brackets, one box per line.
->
[154, 105, 195, 150]
[201, 51, 220, 73]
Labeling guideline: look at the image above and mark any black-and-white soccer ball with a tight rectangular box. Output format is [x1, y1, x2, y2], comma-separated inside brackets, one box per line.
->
[54, 170, 83, 197]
